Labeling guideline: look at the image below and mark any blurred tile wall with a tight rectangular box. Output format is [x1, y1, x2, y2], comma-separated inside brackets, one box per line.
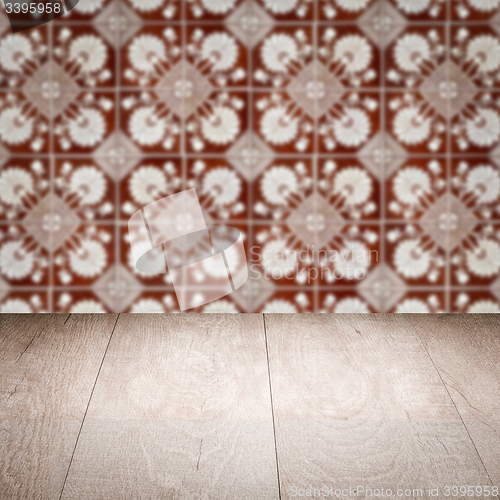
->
[1, 0, 500, 313]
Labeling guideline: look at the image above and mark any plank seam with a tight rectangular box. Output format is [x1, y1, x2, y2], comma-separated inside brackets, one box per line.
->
[58, 313, 120, 500]
[414, 326, 498, 496]
[263, 313, 282, 500]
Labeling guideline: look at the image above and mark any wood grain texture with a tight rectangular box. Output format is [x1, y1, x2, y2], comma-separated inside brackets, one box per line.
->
[0, 313, 118, 500]
[61, 314, 279, 500]
[0, 314, 52, 370]
[264, 314, 494, 500]
[413, 314, 500, 489]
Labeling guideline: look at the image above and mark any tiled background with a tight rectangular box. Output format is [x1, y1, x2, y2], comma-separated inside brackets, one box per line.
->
[1, 0, 500, 313]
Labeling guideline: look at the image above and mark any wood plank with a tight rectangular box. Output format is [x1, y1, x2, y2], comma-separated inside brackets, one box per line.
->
[0, 314, 52, 370]
[265, 314, 494, 500]
[61, 314, 279, 500]
[0, 313, 118, 500]
[413, 314, 500, 490]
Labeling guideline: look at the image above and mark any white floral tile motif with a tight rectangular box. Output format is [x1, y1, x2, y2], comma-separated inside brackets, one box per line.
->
[450, 27, 500, 89]
[319, 0, 377, 21]
[452, 0, 500, 20]
[255, 291, 314, 313]
[255, 0, 315, 20]
[385, 223, 447, 286]
[385, 27, 447, 89]
[124, 292, 179, 313]
[0, 224, 50, 286]
[386, 0, 447, 20]
[0, 159, 50, 222]
[119, 225, 170, 287]
[0, 292, 48, 313]
[186, 26, 248, 88]
[121, 26, 182, 89]
[451, 223, 500, 286]
[318, 91, 379, 153]
[388, 291, 445, 313]
[54, 290, 110, 313]
[186, 0, 242, 20]
[0, 29, 49, 88]
[318, 26, 380, 88]
[120, 91, 182, 153]
[120, 158, 183, 220]
[54, 159, 115, 222]
[318, 291, 373, 313]
[452, 290, 500, 313]
[53, 25, 117, 89]
[186, 158, 248, 222]
[54, 91, 115, 153]
[318, 159, 380, 221]
[385, 158, 447, 221]
[386, 91, 447, 154]
[53, 224, 114, 286]
[0, 92, 50, 154]
[450, 91, 500, 153]
[252, 27, 314, 89]
[123, 0, 180, 21]
[451, 159, 500, 221]
[185, 91, 248, 153]
[252, 158, 314, 221]
[254, 91, 315, 153]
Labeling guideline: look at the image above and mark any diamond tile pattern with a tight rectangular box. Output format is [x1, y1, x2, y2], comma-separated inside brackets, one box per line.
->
[1, 0, 500, 313]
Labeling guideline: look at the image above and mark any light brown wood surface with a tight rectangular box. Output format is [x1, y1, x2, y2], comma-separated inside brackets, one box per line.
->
[413, 314, 500, 490]
[60, 314, 279, 500]
[1, 314, 499, 500]
[264, 314, 496, 500]
[0, 314, 118, 500]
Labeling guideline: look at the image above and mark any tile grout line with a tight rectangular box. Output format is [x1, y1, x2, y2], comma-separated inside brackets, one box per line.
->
[114, 0, 122, 313]
[58, 313, 120, 500]
[262, 313, 282, 500]
[445, 0, 451, 313]
[414, 325, 497, 494]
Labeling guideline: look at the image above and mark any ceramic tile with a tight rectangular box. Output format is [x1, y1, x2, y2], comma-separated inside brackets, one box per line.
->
[0, 157, 50, 222]
[0, 223, 50, 286]
[54, 90, 116, 153]
[450, 222, 500, 286]
[251, 157, 314, 221]
[384, 26, 447, 89]
[53, 24, 118, 89]
[119, 90, 181, 153]
[0, 91, 51, 154]
[120, 25, 183, 89]
[384, 222, 447, 286]
[385, 157, 447, 221]
[52, 223, 115, 286]
[386, 91, 448, 155]
[119, 157, 183, 220]
[251, 25, 314, 89]
[1, 0, 500, 312]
